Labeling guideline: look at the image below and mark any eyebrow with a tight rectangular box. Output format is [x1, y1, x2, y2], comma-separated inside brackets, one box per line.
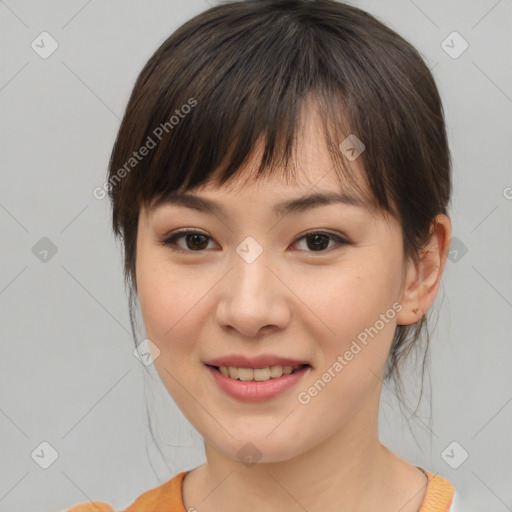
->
[153, 191, 367, 218]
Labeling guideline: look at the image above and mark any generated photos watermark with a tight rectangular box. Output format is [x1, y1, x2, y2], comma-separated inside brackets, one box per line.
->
[92, 97, 198, 200]
[297, 301, 403, 405]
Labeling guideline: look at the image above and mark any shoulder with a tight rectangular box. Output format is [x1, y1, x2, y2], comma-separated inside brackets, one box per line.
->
[126, 471, 188, 511]
[418, 468, 456, 512]
[62, 471, 188, 512]
[62, 502, 115, 512]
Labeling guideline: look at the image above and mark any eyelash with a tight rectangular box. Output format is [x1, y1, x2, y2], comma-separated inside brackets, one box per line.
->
[160, 229, 349, 255]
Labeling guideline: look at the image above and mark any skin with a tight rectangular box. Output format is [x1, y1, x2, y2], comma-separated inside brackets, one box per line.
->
[135, 108, 451, 512]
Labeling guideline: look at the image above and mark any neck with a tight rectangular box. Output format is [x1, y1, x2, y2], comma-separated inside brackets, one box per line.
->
[183, 391, 426, 512]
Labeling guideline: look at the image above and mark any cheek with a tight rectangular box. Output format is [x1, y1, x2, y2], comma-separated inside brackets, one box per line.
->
[292, 254, 403, 414]
[293, 256, 401, 343]
[136, 254, 205, 355]
[293, 264, 400, 426]
[136, 263, 209, 406]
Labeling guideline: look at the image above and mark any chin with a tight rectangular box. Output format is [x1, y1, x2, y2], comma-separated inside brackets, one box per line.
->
[207, 433, 311, 466]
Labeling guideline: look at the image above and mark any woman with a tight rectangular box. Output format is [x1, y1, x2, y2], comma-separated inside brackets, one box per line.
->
[66, 0, 459, 510]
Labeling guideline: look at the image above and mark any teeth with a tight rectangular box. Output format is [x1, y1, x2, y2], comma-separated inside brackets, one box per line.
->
[217, 364, 305, 381]
[238, 367, 254, 381]
[254, 367, 270, 381]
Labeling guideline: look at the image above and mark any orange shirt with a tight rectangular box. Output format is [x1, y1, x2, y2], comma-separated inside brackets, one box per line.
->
[64, 467, 455, 512]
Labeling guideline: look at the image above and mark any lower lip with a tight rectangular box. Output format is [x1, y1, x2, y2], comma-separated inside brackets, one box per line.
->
[206, 365, 310, 402]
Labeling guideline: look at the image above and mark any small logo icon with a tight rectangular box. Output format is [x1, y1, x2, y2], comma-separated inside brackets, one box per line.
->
[448, 236, 468, 263]
[133, 338, 160, 366]
[236, 442, 262, 467]
[339, 134, 365, 161]
[32, 237, 58, 263]
[441, 31, 468, 59]
[441, 441, 469, 469]
[31, 31, 59, 59]
[236, 236, 263, 264]
[31, 441, 59, 469]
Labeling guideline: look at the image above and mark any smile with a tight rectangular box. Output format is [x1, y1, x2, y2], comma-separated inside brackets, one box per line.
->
[215, 364, 307, 382]
[206, 364, 311, 401]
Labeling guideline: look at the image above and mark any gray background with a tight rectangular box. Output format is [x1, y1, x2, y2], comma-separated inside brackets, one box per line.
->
[0, 0, 511, 511]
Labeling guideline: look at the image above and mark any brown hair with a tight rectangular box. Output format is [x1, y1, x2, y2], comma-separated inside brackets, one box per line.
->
[107, 0, 451, 403]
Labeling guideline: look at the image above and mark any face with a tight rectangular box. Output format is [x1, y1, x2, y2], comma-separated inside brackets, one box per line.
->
[135, 113, 413, 465]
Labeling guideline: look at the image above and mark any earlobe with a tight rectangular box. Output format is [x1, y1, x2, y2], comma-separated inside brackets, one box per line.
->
[396, 214, 452, 326]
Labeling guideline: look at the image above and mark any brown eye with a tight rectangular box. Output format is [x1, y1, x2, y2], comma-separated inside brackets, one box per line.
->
[305, 233, 331, 251]
[183, 233, 209, 250]
[161, 230, 214, 252]
[293, 231, 349, 253]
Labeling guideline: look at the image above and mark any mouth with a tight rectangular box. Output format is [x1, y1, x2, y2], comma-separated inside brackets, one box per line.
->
[206, 363, 310, 382]
[205, 363, 311, 402]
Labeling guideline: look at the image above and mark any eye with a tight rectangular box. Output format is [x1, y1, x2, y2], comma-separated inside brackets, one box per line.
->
[161, 229, 217, 253]
[160, 229, 349, 254]
[293, 231, 349, 253]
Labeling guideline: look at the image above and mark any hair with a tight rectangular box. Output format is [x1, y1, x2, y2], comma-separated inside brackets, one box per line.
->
[107, 0, 451, 413]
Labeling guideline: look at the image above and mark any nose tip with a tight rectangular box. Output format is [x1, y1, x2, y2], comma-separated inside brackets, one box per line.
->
[223, 322, 277, 339]
[215, 258, 291, 337]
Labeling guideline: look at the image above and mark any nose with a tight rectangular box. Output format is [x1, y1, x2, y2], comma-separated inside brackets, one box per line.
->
[214, 250, 291, 338]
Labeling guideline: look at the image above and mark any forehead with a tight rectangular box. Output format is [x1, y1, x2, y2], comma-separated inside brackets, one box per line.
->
[146, 162, 378, 230]
[209, 102, 367, 189]
[147, 100, 376, 216]
[157, 109, 373, 206]
[193, 158, 366, 206]
[147, 147, 373, 221]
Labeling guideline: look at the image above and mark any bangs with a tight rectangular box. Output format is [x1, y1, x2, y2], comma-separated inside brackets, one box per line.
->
[149, 92, 377, 212]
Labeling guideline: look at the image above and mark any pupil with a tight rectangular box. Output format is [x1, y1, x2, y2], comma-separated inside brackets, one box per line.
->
[187, 233, 208, 250]
[307, 234, 328, 251]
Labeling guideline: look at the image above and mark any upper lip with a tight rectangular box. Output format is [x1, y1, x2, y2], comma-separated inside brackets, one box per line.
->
[204, 354, 310, 369]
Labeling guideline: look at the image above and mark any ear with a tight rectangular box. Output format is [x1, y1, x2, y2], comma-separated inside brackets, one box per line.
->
[396, 214, 452, 326]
